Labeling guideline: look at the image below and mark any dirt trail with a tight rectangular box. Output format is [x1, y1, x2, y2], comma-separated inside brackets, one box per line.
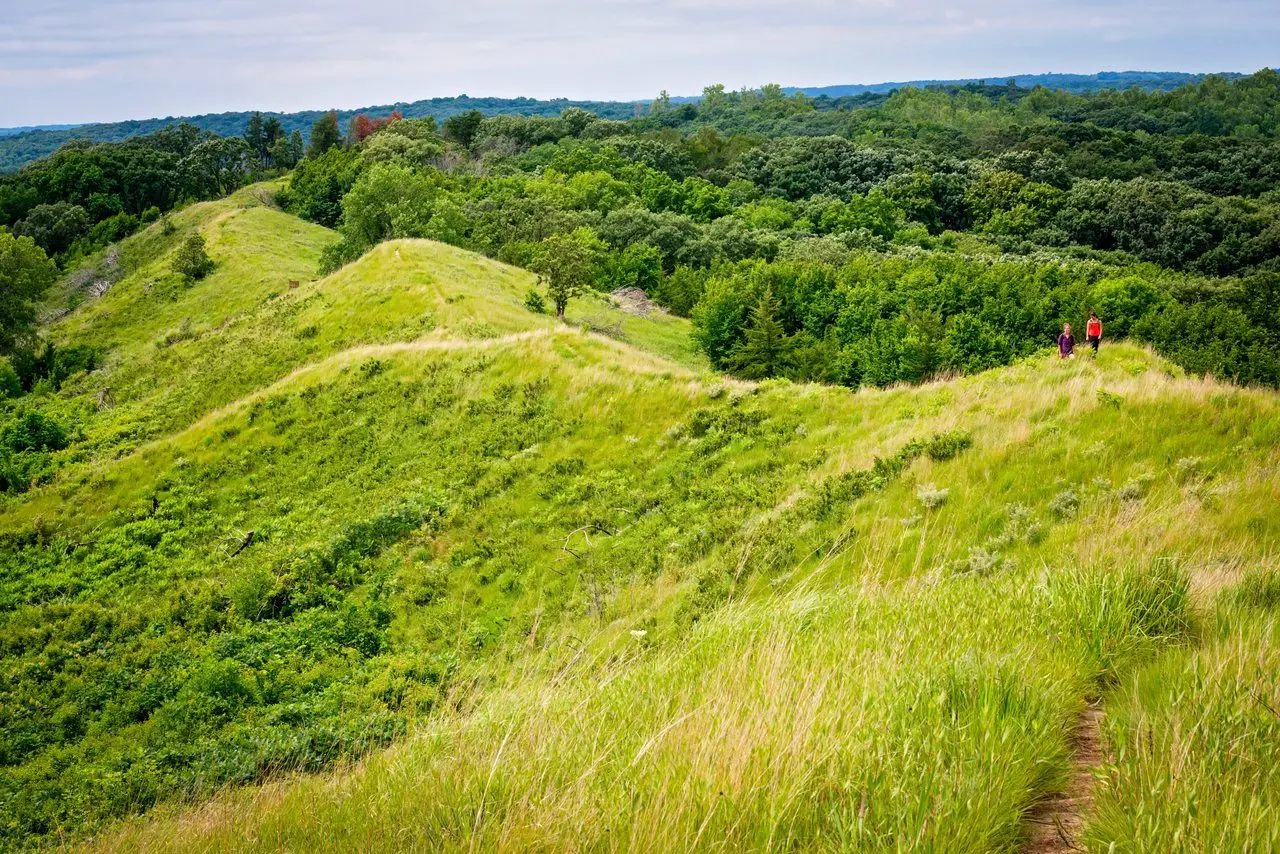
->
[1022, 702, 1104, 853]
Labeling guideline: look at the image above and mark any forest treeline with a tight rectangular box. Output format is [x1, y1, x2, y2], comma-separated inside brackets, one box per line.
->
[0, 97, 645, 173]
[0, 71, 1235, 172]
[0, 123, 278, 269]
[277, 71, 1280, 386]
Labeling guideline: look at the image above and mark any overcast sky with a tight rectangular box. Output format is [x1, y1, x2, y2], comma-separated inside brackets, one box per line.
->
[3, 0, 1277, 127]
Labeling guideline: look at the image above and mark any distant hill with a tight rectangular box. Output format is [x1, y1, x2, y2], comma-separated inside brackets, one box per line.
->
[0, 70, 1247, 171]
[0, 123, 80, 138]
[787, 70, 1243, 98]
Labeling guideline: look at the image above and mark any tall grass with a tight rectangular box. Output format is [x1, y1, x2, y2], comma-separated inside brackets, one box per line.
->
[1086, 569, 1280, 852]
[99, 562, 1190, 852]
[5, 186, 1280, 848]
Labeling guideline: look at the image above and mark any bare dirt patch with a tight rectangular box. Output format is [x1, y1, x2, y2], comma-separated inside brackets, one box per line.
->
[1022, 702, 1104, 853]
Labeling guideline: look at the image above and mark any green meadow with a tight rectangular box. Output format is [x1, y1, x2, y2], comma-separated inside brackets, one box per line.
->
[2, 187, 1278, 851]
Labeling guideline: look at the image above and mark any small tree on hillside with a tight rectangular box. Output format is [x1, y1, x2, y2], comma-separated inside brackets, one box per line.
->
[729, 287, 792, 379]
[172, 234, 214, 282]
[533, 228, 603, 318]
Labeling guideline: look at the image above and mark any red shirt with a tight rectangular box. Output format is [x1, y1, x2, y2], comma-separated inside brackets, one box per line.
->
[1087, 318, 1101, 337]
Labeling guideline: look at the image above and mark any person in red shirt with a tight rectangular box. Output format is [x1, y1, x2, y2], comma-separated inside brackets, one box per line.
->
[1086, 311, 1102, 355]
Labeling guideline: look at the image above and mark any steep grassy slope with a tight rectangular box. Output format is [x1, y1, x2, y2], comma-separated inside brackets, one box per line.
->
[2, 189, 1279, 850]
[85, 353, 1280, 853]
[37, 188, 701, 472]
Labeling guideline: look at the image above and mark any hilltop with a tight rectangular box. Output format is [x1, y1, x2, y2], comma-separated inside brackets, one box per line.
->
[0, 185, 1278, 850]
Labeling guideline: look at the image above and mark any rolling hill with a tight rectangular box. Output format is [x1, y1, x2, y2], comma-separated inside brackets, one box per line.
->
[1, 186, 1278, 851]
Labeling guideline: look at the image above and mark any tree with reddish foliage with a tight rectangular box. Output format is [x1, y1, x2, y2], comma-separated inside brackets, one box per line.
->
[351, 110, 404, 144]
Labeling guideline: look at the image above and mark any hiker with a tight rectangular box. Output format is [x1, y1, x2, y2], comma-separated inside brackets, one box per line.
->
[1086, 311, 1102, 354]
[1057, 323, 1076, 359]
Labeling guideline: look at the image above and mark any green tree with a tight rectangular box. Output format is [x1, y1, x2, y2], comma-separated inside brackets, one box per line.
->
[340, 163, 437, 248]
[760, 83, 785, 101]
[729, 287, 792, 379]
[0, 357, 20, 398]
[172, 233, 215, 282]
[0, 231, 58, 354]
[533, 227, 603, 317]
[307, 111, 342, 158]
[268, 134, 296, 169]
[701, 84, 728, 112]
[1091, 276, 1170, 338]
[244, 111, 266, 162]
[277, 146, 365, 228]
[12, 202, 90, 256]
[442, 110, 483, 149]
[288, 130, 305, 165]
[602, 243, 663, 293]
[178, 137, 252, 196]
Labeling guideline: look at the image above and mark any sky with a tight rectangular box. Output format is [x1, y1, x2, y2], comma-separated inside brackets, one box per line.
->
[3, 0, 1278, 127]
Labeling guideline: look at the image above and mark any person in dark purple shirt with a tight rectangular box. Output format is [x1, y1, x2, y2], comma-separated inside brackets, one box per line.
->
[1057, 323, 1076, 359]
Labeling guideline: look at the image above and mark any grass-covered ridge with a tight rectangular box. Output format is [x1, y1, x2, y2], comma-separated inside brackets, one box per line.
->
[2, 187, 1279, 850]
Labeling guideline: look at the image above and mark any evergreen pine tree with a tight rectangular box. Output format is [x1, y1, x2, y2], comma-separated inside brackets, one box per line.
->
[244, 112, 266, 163]
[729, 287, 791, 379]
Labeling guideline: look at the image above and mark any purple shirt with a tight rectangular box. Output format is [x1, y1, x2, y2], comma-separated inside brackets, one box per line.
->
[1058, 333, 1075, 356]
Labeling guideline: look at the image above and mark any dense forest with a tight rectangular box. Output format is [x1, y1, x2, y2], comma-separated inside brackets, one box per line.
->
[0, 71, 1239, 173]
[0, 123, 266, 267]
[272, 70, 1280, 387]
[0, 97, 644, 173]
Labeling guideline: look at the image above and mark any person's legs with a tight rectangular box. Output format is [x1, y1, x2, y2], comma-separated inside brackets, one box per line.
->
[1089, 335, 1100, 354]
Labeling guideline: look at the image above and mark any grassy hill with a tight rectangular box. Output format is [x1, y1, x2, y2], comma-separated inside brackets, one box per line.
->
[2, 187, 1279, 850]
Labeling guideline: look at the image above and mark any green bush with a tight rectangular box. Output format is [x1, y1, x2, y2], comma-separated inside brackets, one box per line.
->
[172, 233, 215, 282]
[1, 410, 68, 453]
[925, 429, 973, 462]
[523, 287, 546, 313]
[0, 358, 21, 399]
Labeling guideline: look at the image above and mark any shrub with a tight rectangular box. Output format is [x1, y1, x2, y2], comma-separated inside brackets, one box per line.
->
[1091, 275, 1169, 339]
[172, 233, 215, 282]
[0, 358, 21, 399]
[524, 287, 547, 314]
[917, 483, 950, 509]
[957, 546, 1001, 575]
[1048, 487, 1080, 519]
[1, 411, 68, 453]
[925, 429, 973, 462]
[318, 238, 365, 274]
[1116, 476, 1150, 502]
[1096, 389, 1124, 408]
